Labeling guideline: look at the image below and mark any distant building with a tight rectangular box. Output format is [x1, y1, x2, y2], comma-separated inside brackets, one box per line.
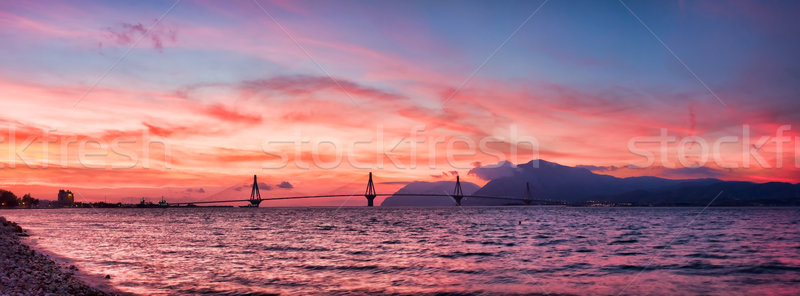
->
[57, 189, 74, 207]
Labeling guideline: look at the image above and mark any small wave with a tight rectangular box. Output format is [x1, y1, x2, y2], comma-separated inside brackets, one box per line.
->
[179, 287, 279, 296]
[619, 231, 643, 236]
[488, 275, 518, 284]
[564, 262, 591, 269]
[671, 239, 690, 245]
[438, 251, 497, 258]
[99, 260, 130, 265]
[347, 250, 371, 255]
[686, 253, 730, 259]
[601, 264, 643, 272]
[614, 252, 644, 256]
[670, 263, 730, 276]
[263, 245, 330, 252]
[537, 239, 567, 246]
[299, 264, 379, 271]
[409, 290, 488, 296]
[679, 261, 725, 270]
[608, 239, 638, 245]
[480, 241, 504, 245]
[618, 224, 646, 230]
[520, 267, 550, 274]
[736, 263, 800, 274]
[448, 269, 482, 274]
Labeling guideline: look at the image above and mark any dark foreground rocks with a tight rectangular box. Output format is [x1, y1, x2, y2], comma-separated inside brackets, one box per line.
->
[0, 216, 113, 296]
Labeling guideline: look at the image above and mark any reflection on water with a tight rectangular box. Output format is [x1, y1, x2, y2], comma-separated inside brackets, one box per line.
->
[2, 207, 799, 295]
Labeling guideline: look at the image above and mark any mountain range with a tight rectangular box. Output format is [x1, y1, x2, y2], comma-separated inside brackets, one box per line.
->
[382, 160, 800, 206]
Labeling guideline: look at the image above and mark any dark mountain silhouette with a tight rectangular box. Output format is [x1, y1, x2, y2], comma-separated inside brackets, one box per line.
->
[381, 181, 480, 206]
[472, 160, 719, 204]
[599, 181, 800, 206]
[386, 160, 799, 206]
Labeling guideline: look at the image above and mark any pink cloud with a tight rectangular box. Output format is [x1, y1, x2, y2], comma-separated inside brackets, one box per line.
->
[201, 104, 262, 124]
[104, 21, 178, 52]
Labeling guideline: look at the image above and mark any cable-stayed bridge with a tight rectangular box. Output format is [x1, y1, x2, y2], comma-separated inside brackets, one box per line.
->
[171, 173, 562, 207]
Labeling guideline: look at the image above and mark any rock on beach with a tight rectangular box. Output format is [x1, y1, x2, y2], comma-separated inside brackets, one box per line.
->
[0, 216, 113, 296]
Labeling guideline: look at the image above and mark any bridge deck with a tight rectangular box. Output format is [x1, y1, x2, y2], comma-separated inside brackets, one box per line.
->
[172, 193, 559, 205]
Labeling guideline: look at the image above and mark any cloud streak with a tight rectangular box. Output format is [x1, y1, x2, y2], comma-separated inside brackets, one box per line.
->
[105, 21, 178, 52]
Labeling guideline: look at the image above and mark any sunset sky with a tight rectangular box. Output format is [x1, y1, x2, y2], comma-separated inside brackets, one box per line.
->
[1, 0, 798, 204]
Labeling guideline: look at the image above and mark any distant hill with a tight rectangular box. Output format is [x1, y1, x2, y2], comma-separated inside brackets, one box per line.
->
[381, 181, 480, 206]
[598, 181, 800, 206]
[472, 160, 718, 204]
[387, 160, 799, 206]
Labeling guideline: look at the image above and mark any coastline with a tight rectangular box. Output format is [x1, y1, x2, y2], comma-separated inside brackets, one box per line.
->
[0, 216, 121, 296]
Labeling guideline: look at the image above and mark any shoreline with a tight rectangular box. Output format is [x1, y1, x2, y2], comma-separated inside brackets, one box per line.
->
[0, 216, 122, 296]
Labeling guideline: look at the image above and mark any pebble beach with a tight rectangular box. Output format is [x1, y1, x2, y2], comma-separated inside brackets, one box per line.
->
[0, 216, 112, 296]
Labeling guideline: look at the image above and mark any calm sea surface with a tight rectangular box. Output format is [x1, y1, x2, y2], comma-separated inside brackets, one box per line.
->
[1, 207, 799, 295]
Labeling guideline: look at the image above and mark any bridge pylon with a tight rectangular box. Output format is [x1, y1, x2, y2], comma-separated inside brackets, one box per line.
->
[524, 182, 532, 205]
[452, 176, 464, 206]
[365, 172, 377, 207]
[248, 175, 263, 207]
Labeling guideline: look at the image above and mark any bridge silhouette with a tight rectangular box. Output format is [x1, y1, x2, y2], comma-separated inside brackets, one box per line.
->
[172, 173, 562, 207]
